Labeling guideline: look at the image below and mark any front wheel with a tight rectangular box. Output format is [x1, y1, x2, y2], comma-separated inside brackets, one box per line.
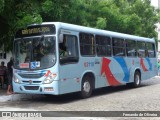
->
[80, 76, 93, 99]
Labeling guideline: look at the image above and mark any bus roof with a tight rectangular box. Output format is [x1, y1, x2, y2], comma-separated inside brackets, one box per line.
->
[33, 22, 155, 43]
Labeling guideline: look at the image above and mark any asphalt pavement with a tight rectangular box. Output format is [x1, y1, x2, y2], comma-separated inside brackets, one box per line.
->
[0, 76, 160, 102]
[1, 76, 160, 120]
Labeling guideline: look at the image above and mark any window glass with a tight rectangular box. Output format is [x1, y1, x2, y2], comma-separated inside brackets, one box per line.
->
[14, 37, 56, 69]
[112, 37, 125, 56]
[59, 35, 79, 64]
[96, 35, 111, 56]
[137, 41, 146, 58]
[79, 33, 95, 56]
[126, 40, 136, 57]
[0, 53, 6, 59]
[146, 42, 156, 58]
[32, 37, 56, 68]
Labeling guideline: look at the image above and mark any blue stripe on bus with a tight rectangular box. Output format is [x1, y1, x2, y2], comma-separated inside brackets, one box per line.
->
[145, 58, 152, 71]
[114, 57, 130, 82]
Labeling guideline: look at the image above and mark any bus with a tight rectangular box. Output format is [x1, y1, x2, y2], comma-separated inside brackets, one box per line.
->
[12, 22, 158, 98]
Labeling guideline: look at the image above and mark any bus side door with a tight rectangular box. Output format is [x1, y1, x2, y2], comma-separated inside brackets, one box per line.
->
[58, 30, 80, 94]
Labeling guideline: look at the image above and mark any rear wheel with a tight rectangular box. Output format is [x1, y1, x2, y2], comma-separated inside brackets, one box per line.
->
[80, 76, 93, 98]
[127, 71, 141, 88]
[133, 71, 141, 87]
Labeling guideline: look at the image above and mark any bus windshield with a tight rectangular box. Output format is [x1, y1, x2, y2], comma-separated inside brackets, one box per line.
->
[14, 36, 56, 70]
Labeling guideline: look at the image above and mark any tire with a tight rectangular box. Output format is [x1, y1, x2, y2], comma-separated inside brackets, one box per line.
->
[133, 71, 141, 87]
[80, 76, 93, 98]
[127, 71, 141, 88]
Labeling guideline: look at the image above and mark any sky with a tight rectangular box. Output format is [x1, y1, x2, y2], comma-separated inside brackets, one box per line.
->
[151, 0, 158, 7]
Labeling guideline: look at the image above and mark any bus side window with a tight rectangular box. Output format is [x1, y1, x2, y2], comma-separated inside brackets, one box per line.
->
[59, 34, 79, 64]
[146, 42, 156, 58]
[112, 37, 125, 56]
[137, 41, 145, 58]
[126, 39, 136, 57]
[59, 43, 67, 57]
[95, 35, 111, 57]
[79, 33, 95, 56]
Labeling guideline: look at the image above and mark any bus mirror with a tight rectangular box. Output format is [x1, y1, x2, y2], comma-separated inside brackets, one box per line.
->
[59, 34, 63, 43]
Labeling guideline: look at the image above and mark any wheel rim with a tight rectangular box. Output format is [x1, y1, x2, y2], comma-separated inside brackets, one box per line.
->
[83, 81, 91, 93]
[135, 74, 140, 85]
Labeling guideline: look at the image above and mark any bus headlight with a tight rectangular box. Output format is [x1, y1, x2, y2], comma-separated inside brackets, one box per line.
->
[13, 75, 20, 83]
[43, 73, 57, 84]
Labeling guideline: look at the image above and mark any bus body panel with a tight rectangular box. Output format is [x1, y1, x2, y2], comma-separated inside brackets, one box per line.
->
[12, 22, 157, 96]
[58, 56, 157, 95]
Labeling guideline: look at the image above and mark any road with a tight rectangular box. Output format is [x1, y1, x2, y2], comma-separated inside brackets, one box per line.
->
[0, 76, 160, 120]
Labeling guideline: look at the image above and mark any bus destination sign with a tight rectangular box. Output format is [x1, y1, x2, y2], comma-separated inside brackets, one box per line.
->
[15, 25, 55, 38]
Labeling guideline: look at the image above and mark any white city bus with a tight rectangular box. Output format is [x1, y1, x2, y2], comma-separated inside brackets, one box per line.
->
[12, 22, 157, 98]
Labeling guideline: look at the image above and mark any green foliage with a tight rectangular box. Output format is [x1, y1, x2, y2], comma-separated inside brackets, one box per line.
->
[96, 17, 107, 29]
[41, 0, 74, 22]
[0, 0, 159, 51]
[0, 0, 42, 51]
[17, 14, 42, 28]
[0, 0, 4, 14]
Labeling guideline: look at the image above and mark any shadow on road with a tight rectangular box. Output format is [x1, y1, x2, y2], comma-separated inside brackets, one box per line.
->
[31, 78, 160, 103]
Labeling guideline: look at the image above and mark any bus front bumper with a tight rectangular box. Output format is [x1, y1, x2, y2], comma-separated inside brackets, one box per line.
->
[12, 81, 59, 95]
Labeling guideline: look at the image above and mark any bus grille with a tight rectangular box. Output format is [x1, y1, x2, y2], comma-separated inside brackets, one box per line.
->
[18, 73, 45, 78]
[22, 81, 41, 84]
[24, 86, 39, 90]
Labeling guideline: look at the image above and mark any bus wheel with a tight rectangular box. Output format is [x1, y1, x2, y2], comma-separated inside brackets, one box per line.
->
[80, 76, 93, 98]
[127, 71, 141, 88]
[133, 71, 141, 87]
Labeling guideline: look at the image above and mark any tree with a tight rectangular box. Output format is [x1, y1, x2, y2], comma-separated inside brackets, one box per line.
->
[0, 0, 4, 14]
[0, 0, 159, 51]
[0, 0, 42, 51]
